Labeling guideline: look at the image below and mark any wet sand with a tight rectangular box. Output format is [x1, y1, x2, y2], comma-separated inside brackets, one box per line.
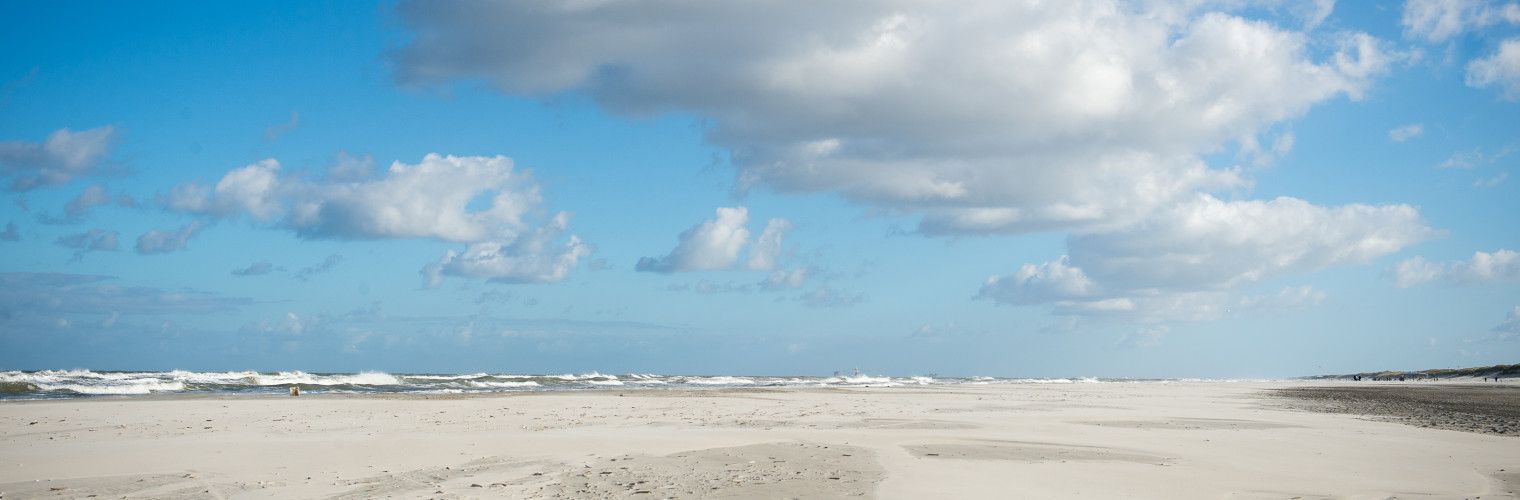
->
[1273, 383, 1520, 435]
[1, 382, 1516, 498]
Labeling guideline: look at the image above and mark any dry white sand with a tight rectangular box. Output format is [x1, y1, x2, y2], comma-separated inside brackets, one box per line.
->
[1, 382, 1516, 499]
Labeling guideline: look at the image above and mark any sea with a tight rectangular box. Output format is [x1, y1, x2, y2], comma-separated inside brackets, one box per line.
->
[0, 369, 1239, 400]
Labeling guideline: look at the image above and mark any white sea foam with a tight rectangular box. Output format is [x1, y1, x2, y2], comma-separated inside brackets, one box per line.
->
[684, 376, 755, 385]
[466, 380, 541, 389]
[253, 371, 403, 386]
[555, 372, 619, 381]
[40, 380, 186, 395]
[168, 370, 259, 384]
[404, 373, 491, 381]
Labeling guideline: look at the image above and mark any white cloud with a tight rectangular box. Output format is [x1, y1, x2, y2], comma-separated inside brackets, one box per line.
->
[0, 126, 117, 191]
[977, 257, 1100, 305]
[1402, 0, 1520, 42]
[423, 212, 590, 285]
[135, 220, 206, 255]
[166, 159, 284, 219]
[392, 1, 1427, 308]
[165, 153, 587, 284]
[1388, 123, 1425, 142]
[169, 154, 543, 242]
[1069, 195, 1432, 291]
[984, 195, 1429, 318]
[746, 218, 792, 271]
[636, 207, 791, 273]
[395, 1, 1390, 236]
[1392, 249, 1520, 287]
[1467, 38, 1520, 99]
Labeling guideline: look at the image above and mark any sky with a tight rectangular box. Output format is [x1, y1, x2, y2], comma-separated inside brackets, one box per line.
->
[0, 0, 1517, 377]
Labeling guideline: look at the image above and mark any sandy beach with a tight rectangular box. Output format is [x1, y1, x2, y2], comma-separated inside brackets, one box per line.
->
[2, 382, 1516, 499]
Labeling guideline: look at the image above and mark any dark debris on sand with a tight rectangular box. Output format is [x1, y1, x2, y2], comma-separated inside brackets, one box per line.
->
[1271, 385, 1520, 436]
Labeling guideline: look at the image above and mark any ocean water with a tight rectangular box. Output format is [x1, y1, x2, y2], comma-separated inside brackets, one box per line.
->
[0, 369, 1255, 399]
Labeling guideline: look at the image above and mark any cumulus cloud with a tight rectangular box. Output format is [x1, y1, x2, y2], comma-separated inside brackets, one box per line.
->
[166, 154, 543, 242]
[1467, 38, 1520, 99]
[1392, 249, 1520, 287]
[164, 153, 588, 284]
[231, 260, 275, 277]
[135, 220, 206, 255]
[1388, 123, 1425, 142]
[983, 195, 1430, 318]
[636, 207, 791, 273]
[391, 1, 1434, 315]
[423, 212, 590, 286]
[0, 126, 117, 191]
[1402, 0, 1520, 42]
[977, 257, 1100, 305]
[394, 1, 1391, 236]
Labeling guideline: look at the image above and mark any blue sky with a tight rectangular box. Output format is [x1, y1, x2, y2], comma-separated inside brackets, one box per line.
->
[1, 0, 1516, 377]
